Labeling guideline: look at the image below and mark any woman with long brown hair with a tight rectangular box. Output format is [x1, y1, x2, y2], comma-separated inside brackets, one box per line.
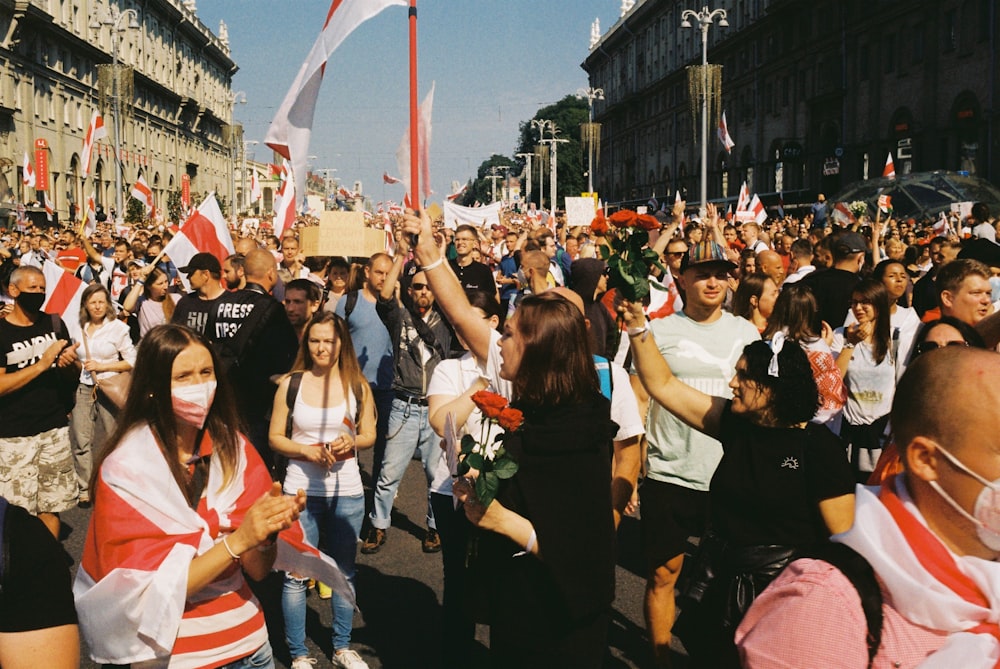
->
[269, 311, 375, 669]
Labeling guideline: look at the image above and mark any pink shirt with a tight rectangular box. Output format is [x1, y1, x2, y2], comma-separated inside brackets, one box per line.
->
[736, 558, 948, 668]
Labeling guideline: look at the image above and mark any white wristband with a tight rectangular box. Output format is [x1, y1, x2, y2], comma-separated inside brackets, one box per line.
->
[524, 529, 537, 553]
[222, 535, 241, 561]
[627, 325, 649, 337]
[421, 256, 445, 272]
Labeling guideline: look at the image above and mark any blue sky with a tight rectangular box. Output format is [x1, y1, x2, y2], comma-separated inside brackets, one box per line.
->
[197, 0, 621, 202]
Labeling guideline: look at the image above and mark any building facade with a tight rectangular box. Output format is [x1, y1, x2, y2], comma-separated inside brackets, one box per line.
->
[583, 0, 999, 207]
[0, 0, 237, 222]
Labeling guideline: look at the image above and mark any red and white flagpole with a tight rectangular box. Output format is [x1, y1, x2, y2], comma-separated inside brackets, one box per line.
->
[408, 0, 419, 210]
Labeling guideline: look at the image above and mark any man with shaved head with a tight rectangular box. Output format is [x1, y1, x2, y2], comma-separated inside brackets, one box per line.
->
[738, 347, 1000, 667]
[756, 249, 786, 287]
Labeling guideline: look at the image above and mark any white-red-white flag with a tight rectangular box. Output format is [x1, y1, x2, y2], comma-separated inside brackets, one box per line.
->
[130, 175, 153, 213]
[250, 170, 262, 203]
[42, 260, 86, 342]
[83, 192, 98, 238]
[265, 0, 406, 187]
[273, 161, 297, 237]
[735, 181, 752, 222]
[645, 270, 685, 321]
[383, 172, 402, 185]
[22, 151, 36, 189]
[932, 211, 950, 236]
[832, 201, 856, 226]
[44, 192, 54, 222]
[749, 194, 767, 225]
[395, 81, 435, 203]
[674, 190, 686, 231]
[161, 193, 237, 279]
[882, 153, 896, 179]
[446, 183, 466, 201]
[718, 110, 735, 154]
[81, 111, 107, 179]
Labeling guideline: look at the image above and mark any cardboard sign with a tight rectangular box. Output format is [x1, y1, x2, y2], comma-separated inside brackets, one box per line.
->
[565, 196, 598, 228]
[299, 211, 385, 258]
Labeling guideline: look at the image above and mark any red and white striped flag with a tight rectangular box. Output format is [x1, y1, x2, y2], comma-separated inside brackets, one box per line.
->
[645, 269, 685, 321]
[395, 81, 435, 203]
[265, 0, 406, 187]
[735, 181, 752, 222]
[273, 161, 297, 237]
[130, 175, 153, 213]
[383, 172, 402, 185]
[161, 193, 237, 279]
[832, 201, 856, 226]
[42, 260, 86, 342]
[81, 111, 107, 179]
[22, 151, 35, 189]
[931, 211, 950, 236]
[446, 184, 467, 202]
[82, 192, 98, 238]
[882, 153, 896, 179]
[249, 170, 262, 203]
[749, 194, 767, 225]
[717, 110, 735, 154]
[44, 192, 54, 222]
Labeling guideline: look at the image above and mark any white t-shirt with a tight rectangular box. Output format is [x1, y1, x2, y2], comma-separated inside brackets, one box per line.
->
[843, 306, 920, 380]
[282, 391, 363, 498]
[831, 330, 896, 426]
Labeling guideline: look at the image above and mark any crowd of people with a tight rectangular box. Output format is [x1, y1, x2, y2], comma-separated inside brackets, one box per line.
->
[0, 195, 999, 668]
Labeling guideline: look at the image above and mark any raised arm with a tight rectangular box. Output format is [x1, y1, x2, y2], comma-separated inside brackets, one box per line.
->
[622, 302, 727, 440]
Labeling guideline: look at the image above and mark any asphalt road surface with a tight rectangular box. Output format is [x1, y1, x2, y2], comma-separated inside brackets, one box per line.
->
[63, 447, 661, 668]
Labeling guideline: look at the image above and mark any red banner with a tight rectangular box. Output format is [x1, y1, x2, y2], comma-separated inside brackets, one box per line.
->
[181, 174, 190, 209]
[34, 138, 48, 191]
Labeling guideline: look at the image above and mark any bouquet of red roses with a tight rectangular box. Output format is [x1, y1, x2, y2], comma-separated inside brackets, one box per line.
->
[458, 391, 523, 507]
[592, 209, 667, 302]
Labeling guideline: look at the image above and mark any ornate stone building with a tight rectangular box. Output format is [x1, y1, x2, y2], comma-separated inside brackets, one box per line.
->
[583, 0, 998, 206]
[0, 0, 237, 221]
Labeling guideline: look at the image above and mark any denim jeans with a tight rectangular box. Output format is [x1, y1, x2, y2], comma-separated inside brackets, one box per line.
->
[369, 398, 438, 530]
[216, 642, 274, 669]
[370, 386, 396, 489]
[282, 493, 365, 657]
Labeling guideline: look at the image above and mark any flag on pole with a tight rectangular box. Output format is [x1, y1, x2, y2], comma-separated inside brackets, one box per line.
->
[395, 81, 435, 203]
[877, 194, 892, 212]
[273, 161, 297, 237]
[749, 194, 767, 225]
[130, 175, 153, 213]
[882, 153, 896, 179]
[250, 171, 262, 202]
[42, 260, 86, 342]
[161, 194, 237, 277]
[446, 183, 467, 201]
[383, 172, 402, 185]
[82, 192, 98, 238]
[44, 192, 54, 222]
[832, 201, 856, 226]
[735, 181, 752, 222]
[265, 0, 407, 187]
[931, 211, 950, 236]
[674, 190, 686, 232]
[718, 111, 735, 153]
[22, 151, 36, 189]
[81, 111, 107, 179]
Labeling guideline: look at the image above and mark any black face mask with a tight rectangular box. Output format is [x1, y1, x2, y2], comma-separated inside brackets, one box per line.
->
[15, 291, 45, 314]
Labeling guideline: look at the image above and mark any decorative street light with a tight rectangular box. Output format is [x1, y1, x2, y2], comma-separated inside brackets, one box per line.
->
[541, 133, 569, 215]
[228, 91, 246, 227]
[530, 118, 554, 211]
[681, 5, 728, 214]
[515, 152, 534, 208]
[242, 139, 258, 214]
[91, 6, 140, 222]
[577, 87, 604, 195]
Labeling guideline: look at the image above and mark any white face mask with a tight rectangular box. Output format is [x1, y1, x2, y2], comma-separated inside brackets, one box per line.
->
[928, 444, 1000, 552]
[171, 381, 217, 430]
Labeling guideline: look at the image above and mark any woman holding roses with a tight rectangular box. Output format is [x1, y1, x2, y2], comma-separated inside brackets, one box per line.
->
[453, 291, 618, 669]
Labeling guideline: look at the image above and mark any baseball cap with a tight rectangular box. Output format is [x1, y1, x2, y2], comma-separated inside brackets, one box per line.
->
[959, 238, 1000, 268]
[833, 232, 867, 255]
[681, 241, 737, 272]
[178, 252, 221, 274]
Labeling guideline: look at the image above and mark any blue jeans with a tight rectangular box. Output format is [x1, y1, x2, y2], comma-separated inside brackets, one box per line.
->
[217, 642, 274, 668]
[369, 398, 438, 530]
[282, 494, 365, 657]
[370, 386, 396, 488]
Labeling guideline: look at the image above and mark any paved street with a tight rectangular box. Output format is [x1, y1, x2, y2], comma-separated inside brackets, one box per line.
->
[64, 446, 656, 668]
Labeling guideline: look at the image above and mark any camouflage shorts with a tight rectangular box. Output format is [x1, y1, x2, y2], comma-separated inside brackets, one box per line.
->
[0, 426, 78, 514]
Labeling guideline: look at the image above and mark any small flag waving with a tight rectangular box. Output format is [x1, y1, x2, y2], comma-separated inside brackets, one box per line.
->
[161, 194, 237, 277]
[131, 175, 153, 213]
[22, 151, 36, 189]
[250, 171, 262, 203]
[82, 192, 98, 238]
[383, 172, 402, 185]
[44, 192, 54, 222]
[81, 111, 107, 179]
[42, 260, 86, 342]
[735, 181, 752, 222]
[749, 194, 767, 225]
[718, 111, 735, 154]
[446, 183, 467, 202]
[273, 161, 297, 237]
[931, 211, 950, 236]
[265, 0, 407, 187]
[882, 153, 896, 179]
[395, 81, 435, 203]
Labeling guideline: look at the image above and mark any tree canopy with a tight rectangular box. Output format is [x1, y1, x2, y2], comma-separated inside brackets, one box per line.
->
[513, 95, 589, 211]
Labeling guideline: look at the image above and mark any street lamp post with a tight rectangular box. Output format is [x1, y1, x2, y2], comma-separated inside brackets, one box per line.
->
[681, 5, 728, 214]
[228, 91, 246, 228]
[242, 139, 258, 215]
[530, 118, 553, 211]
[91, 7, 140, 222]
[577, 87, 604, 194]
[542, 135, 569, 215]
[515, 152, 534, 208]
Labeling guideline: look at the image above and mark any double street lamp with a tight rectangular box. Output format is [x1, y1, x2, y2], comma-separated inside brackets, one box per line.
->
[90, 6, 140, 221]
[681, 5, 728, 213]
[577, 87, 604, 195]
[530, 119, 554, 211]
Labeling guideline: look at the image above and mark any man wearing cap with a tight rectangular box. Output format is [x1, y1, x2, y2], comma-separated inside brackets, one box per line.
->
[170, 252, 227, 335]
[640, 240, 760, 667]
[801, 231, 867, 328]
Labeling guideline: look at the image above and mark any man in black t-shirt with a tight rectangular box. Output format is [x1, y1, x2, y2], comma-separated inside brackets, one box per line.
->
[170, 252, 227, 336]
[0, 266, 81, 538]
[801, 231, 865, 328]
[449, 225, 498, 299]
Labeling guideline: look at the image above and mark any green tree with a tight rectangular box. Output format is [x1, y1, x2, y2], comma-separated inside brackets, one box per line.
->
[167, 190, 183, 223]
[459, 155, 515, 206]
[514, 95, 588, 211]
[124, 197, 146, 224]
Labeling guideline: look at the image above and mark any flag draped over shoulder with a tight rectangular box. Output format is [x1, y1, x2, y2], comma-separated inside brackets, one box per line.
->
[265, 0, 407, 186]
[161, 194, 236, 275]
[395, 81, 435, 202]
[42, 260, 86, 342]
[81, 110, 107, 179]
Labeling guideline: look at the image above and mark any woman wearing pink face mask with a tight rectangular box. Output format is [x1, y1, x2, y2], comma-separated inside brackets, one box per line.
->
[75, 324, 307, 669]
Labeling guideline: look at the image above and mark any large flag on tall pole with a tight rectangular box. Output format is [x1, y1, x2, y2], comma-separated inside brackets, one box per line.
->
[395, 81, 434, 205]
[161, 194, 236, 277]
[273, 161, 297, 237]
[81, 111, 107, 179]
[265, 0, 407, 187]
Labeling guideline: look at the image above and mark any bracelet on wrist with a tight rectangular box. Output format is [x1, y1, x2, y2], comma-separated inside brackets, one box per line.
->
[627, 324, 649, 337]
[420, 256, 445, 272]
[222, 535, 242, 562]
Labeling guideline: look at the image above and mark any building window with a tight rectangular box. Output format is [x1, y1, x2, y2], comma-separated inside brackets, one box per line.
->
[943, 10, 957, 52]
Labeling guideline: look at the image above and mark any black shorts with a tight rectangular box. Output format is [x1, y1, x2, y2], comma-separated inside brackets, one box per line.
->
[639, 478, 710, 570]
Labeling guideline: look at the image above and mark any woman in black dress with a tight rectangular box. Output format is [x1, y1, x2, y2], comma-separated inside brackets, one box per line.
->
[453, 292, 617, 669]
[623, 301, 856, 668]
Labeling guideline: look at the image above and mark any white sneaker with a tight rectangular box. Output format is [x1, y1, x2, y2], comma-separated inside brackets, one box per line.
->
[332, 648, 370, 669]
[290, 657, 317, 669]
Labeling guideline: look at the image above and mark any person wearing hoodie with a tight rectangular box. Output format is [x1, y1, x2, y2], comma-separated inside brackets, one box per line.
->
[570, 258, 617, 361]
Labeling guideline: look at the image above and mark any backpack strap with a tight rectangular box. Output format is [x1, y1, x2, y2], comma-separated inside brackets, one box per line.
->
[343, 290, 359, 321]
[284, 371, 304, 438]
[799, 542, 883, 667]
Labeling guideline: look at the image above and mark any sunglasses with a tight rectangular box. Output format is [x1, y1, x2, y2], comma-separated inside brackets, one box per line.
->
[410, 282, 430, 291]
[914, 340, 969, 356]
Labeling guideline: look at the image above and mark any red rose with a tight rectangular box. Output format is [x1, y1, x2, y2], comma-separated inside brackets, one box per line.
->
[497, 406, 524, 432]
[636, 214, 660, 231]
[609, 209, 637, 228]
[472, 390, 507, 419]
[590, 212, 609, 236]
